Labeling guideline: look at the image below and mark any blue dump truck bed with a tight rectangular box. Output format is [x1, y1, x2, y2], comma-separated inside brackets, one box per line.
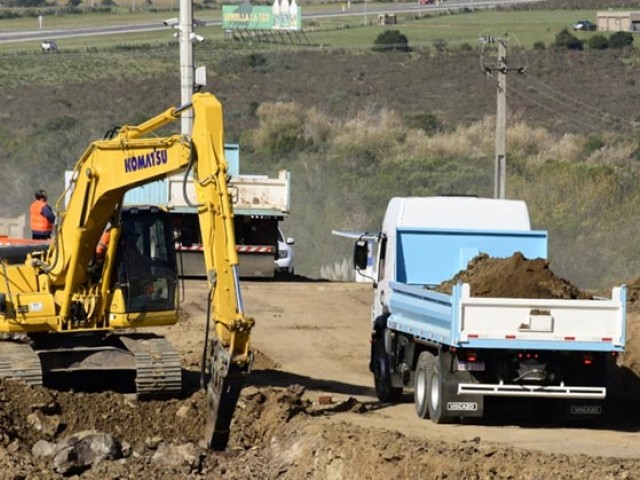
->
[387, 227, 626, 353]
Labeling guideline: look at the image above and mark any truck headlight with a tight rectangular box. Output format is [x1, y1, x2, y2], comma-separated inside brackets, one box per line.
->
[278, 249, 288, 259]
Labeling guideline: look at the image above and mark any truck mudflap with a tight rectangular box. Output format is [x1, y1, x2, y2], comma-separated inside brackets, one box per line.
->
[442, 370, 484, 418]
[457, 383, 606, 399]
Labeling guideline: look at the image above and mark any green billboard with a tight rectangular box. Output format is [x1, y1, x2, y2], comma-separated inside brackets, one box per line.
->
[222, 3, 302, 31]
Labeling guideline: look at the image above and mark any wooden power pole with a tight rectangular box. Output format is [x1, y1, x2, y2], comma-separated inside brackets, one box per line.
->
[495, 37, 507, 199]
[482, 34, 523, 199]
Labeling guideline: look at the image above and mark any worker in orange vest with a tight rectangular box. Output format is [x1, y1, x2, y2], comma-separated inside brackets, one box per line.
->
[95, 230, 111, 266]
[30, 189, 55, 240]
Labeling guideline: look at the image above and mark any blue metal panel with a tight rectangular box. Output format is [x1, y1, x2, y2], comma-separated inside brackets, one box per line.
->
[388, 282, 455, 345]
[123, 144, 240, 205]
[396, 228, 548, 286]
[225, 143, 240, 177]
[123, 180, 168, 205]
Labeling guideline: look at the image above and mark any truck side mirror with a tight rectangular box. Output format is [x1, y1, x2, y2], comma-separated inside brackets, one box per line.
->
[353, 241, 368, 270]
[179, 228, 193, 248]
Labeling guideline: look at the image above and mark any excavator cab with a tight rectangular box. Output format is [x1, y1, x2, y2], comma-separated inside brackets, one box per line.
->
[115, 207, 178, 314]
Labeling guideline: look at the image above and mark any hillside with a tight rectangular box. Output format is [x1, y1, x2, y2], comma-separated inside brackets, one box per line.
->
[1, 42, 640, 286]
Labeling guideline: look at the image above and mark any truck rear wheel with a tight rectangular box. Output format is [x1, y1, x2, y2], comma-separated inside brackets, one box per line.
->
[414, 351, 435, 419]
[372, 335, 402, 403]
[428, 357, 453, 424]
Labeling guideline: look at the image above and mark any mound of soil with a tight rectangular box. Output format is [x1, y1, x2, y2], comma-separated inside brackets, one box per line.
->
[436, 252, 592, 299]
[625, 277, 640, 312]
[1, 377, 640, 480]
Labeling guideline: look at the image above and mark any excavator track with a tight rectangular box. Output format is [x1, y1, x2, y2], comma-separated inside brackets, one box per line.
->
[0, 338, 43, 386]
[0, 334, 181, 399]
[119, 334, 182, 399]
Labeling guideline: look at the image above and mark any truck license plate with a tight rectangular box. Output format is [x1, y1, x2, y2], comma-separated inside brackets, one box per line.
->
[457, 361, 485, 372]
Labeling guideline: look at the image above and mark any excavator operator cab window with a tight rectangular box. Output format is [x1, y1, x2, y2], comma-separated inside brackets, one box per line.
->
[116, 208, 178, 313]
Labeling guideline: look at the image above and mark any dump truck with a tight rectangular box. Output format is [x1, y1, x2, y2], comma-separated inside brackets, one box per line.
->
[106, 144, 292, 278]
[353, 196, 626, 423]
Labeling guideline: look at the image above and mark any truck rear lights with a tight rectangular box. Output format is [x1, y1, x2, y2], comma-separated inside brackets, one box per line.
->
[583, 353, 593, 365]
[517, 352, 539, 360]
[465, 351, 478, 362]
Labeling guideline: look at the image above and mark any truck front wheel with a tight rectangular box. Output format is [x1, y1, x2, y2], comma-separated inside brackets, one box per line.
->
[414, 351, 435, 419]
[428, 357, 453, 424]
[372, 334, 402, 403]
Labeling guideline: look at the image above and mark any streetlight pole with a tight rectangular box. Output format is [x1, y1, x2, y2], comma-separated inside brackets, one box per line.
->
[179, 0, 194, 135]
[364, 0, 367, 26]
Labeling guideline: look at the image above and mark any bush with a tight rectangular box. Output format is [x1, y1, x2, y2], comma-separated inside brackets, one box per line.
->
[554, 28, 583, 50]
[432, 38, 448, 52]
[372, 30, 411, 52]
[587, 35, 609, 50]
[533, 41, 546, 51]
[609, 31, 634, 49]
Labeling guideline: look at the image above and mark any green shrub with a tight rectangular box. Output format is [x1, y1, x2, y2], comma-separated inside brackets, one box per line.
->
[584, 134, 604, 155]
[554, 29, 583, 50]
[372, 30, 411, 52]
[533, 41, 546, 50]
[587, 35, 608, 50]
[609, 31, 633, 49]
[432, 38, 448, 52]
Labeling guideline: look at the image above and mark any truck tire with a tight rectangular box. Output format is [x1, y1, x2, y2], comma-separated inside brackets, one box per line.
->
[372, 335, 402, 403]
[414, 351, 435, 419]
[428, 357, 453, 424]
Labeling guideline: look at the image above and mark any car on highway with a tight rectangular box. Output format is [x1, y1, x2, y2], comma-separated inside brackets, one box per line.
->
[41, 40, 57, 52]
[275, 228, 294, 276]
[573, 20, 596, 31]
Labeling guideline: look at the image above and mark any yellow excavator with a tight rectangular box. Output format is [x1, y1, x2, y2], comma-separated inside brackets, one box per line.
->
[0, 92, 253, 450]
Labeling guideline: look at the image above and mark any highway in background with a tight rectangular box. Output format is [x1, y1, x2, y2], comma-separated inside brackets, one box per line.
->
[0, 0, 541, 45]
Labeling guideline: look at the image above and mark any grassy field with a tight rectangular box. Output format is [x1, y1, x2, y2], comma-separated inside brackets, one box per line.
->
[0, 7, 606, 53]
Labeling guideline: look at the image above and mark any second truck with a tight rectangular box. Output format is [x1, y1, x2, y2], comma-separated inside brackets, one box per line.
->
[354, 196, 626, 423]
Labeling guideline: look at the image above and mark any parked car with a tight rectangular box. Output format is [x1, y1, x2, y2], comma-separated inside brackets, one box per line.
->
[573, 20, 596, 31]
[275, 228, 294, 276]
[41, 40, 58, 53]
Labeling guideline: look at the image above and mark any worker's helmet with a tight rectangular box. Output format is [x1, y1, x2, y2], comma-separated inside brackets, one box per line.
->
[35, 189, 47, 201]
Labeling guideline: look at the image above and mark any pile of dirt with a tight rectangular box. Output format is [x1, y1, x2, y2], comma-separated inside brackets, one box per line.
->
[435, 252, 592, 299]
[2, 377, 640, 479]
[624, 277, 640, 312]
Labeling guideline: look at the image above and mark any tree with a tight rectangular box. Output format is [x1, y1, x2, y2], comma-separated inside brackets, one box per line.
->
[609, 31, 633, 49]
[587, 34, 609, 50]
[373, 30, 411, 52]
[554, 28, 583, 50]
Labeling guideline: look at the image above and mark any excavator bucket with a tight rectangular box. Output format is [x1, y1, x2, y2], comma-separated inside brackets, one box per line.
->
[202, 339, 247, 450]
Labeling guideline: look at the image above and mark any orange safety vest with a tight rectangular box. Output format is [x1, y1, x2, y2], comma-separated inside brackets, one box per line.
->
[96, 231, 111, 258]
[30, 200, 52, 233]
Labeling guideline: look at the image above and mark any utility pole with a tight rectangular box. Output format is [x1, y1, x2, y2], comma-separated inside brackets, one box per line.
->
[482, 35, 523, 199]
[180, 0, 194, 135]
[364, 0, 367, 26]
[495, 37, 507, 199]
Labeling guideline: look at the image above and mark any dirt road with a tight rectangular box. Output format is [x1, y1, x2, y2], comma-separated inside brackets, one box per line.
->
[3, 279, 640, 479]
[174, 280, 640, 460]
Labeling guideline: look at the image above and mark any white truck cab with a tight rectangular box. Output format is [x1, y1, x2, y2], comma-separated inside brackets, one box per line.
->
[367, 196, 533, 322]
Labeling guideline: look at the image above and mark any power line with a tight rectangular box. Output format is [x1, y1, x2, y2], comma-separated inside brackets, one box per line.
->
[509, 74, 634, 133]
